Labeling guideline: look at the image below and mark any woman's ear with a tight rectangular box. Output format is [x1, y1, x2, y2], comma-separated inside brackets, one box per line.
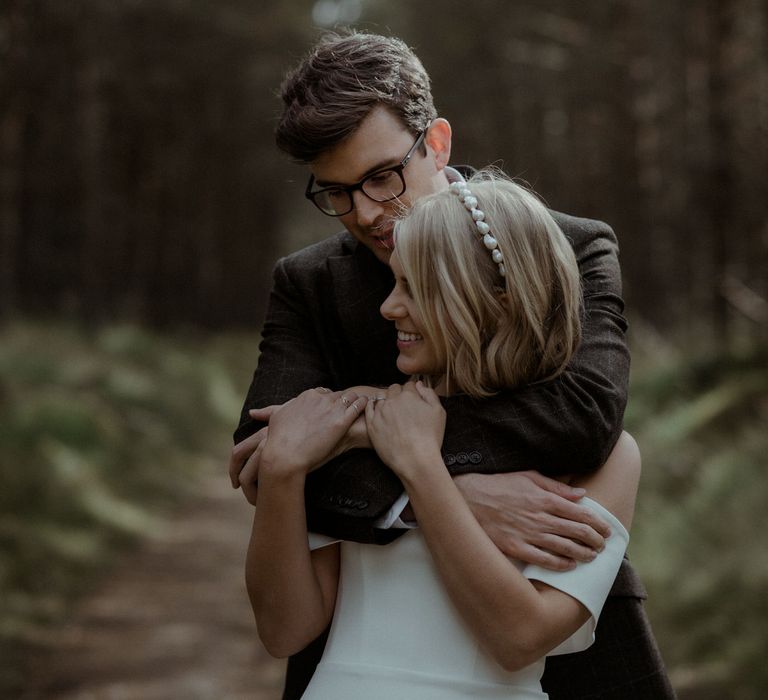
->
[425, 118, 452, 171]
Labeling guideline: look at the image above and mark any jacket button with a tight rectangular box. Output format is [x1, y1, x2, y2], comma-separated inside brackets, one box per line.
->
[456, 452, 469, 465]
[443, 453, 456, 467]
[469, 451, 482, 464]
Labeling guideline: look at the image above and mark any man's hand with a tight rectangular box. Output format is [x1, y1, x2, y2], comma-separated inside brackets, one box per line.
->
[454, 471, 612, 571]
[228, 405, 279, 489]
[229, 398, 374, 501]
[230, 386, 382, 492]
[259, 389, 368, 476]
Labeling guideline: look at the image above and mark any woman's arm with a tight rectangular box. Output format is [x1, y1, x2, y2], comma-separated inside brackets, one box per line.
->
[245, 389, 367, 657]
[366, 384, 636, 672]
[247, 465, 339, 658]
[571, 431, 640, 528]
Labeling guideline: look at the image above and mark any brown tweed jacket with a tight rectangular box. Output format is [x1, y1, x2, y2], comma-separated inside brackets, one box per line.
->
[235, 211, 674, 699]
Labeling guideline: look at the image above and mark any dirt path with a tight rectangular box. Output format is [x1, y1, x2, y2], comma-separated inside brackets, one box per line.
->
[20, 473, 285, 700]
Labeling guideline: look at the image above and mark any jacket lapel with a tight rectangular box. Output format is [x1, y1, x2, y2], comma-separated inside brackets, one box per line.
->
[326, 238, 402, 385]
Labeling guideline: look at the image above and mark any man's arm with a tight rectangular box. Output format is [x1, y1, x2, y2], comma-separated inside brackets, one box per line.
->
[234, 216, 628, 552]
[439, 213, 628, 477]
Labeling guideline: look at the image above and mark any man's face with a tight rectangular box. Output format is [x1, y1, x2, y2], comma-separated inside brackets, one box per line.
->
[310, 106, 451, 264]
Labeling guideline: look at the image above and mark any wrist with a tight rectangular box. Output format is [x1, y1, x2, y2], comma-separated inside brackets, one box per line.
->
[259, 451, 309, 483]
[392, 446, 444, 483]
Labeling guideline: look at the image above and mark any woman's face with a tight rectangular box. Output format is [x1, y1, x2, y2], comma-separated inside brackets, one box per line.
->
[380, 250, 442, 378]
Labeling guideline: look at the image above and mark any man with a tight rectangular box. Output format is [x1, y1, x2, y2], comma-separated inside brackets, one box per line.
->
[230, 31, 674, 700]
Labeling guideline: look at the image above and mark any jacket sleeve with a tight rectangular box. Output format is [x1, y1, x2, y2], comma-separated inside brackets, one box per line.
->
[439, 215, 629, 477]
[234, 253, 404, 544]
[234, 256, 333, 441]
[235, 216, 629, 542]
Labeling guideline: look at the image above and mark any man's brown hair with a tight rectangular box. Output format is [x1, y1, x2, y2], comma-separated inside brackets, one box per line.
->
[276, 31, 437, 163]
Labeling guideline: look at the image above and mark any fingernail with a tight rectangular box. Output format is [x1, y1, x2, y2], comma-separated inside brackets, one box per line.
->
[572, 487, 586, 496]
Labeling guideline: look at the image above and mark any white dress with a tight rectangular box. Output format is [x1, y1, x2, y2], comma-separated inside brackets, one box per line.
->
[302, 497, 628, 700]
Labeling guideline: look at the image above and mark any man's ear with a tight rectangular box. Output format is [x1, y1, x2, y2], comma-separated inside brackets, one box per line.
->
[425, 118, 452, 170]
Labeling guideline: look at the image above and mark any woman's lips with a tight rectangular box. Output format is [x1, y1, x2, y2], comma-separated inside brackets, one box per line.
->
[396, 330, 423, 349]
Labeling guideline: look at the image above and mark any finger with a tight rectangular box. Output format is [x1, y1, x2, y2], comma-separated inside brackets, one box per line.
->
[549, 500, 612, 540]
[314, 386, 332, 393]
[503, 543, 576, 572]
[414, 380, 439, 405]
[365, 395, 382, 430]
[346, 394, 369, 417]
[241, 478, 259, 505]
[248, 405, 281, 422]
[387, 383, 403, 396]
[239, 441, 265, 505]
[542, 513, 608, 550]
[533, 533, 600, 563]
[229, 427, 268, 488]
[340, 391, 359, 408]
[527, 471, 587, 501]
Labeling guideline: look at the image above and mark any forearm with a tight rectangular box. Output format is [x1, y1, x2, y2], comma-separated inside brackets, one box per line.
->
[440, 319, 628, 477]
[247, 469, 336, 657]
[402, 455, 588, 671]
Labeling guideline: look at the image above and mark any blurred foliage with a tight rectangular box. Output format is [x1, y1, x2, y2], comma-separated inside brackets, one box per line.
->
[626, 341, 768, 699]
[1, 321, 766, 697]
[2, 0, 767, 343]
[0, 321, 258, 695]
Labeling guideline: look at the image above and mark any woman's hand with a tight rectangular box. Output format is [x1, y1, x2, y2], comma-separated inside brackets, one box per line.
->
[258, 388, 368, 477]
[365, 381, 446, 479]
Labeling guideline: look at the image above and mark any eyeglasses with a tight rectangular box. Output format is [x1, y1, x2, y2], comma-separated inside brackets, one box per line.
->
[305, 130, 427, 217]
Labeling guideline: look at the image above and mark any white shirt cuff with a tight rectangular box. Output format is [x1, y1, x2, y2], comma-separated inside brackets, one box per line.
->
[523, 497, 629, 655]
[308, 493, 417, 551]
[373, 492, 417, 530]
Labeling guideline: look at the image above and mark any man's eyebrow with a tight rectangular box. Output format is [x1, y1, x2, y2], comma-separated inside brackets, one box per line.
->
[314, 157, 398, 188]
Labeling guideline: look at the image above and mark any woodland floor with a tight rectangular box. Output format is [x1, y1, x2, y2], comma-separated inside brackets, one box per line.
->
[17, 473, 285, 700]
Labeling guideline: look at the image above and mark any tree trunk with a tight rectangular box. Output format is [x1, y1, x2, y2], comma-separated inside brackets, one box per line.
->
[708, 0, 735, 348]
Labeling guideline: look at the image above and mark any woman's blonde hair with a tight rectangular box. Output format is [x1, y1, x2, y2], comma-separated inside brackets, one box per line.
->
[393, 171, 582, 397]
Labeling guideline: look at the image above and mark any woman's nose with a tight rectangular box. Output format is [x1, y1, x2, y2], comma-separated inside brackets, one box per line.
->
[380, 289, 402, 320]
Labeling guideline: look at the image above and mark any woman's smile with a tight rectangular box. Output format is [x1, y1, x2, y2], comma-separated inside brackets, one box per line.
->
[396, 329, 424, 348]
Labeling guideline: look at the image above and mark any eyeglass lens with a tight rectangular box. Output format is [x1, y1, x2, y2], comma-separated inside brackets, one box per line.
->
[314, 170, 405, 215]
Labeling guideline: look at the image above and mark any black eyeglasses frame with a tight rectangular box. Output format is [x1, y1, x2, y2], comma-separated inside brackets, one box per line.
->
[304, 130, 427, 217]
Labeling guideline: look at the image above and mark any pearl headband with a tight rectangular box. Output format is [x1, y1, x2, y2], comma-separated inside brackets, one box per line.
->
[449, 181, 506, 278]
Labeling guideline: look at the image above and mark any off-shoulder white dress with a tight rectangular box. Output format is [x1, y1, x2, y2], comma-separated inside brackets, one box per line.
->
[302, 497, 628, 700]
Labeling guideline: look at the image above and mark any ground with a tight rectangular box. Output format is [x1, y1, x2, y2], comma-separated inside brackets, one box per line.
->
[20, 474, 285, 700]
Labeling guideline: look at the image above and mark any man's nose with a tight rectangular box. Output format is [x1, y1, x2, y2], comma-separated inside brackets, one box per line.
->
[351, 189, 383, 227]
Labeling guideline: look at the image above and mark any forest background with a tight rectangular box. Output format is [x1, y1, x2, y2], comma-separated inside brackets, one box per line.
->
[1, 0, 767, 698]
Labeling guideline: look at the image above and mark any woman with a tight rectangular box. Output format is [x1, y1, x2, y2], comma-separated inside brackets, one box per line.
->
[245, 173, 640, 699]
